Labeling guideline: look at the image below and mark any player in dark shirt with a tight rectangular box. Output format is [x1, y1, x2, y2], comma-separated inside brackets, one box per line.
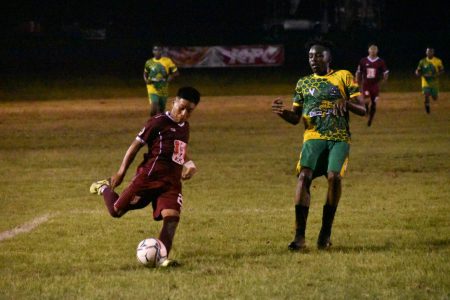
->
[90, 87, 200, 267]
[355, 45, 389, 126]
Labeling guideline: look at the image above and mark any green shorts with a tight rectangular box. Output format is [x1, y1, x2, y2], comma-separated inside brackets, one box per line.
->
[296, 139, 350, 178]
[149, 94, 168, 112]
[422, 87, 438, 98]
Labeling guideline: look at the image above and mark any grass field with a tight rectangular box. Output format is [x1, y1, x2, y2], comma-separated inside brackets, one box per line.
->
[0, 92, 449, 299]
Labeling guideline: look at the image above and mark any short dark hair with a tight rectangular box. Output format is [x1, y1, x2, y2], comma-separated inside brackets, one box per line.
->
[177, 87, 201, 105]
[305, 38, 334, 52]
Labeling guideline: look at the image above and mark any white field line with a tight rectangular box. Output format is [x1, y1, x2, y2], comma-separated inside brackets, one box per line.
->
[0, 213, 53, 242]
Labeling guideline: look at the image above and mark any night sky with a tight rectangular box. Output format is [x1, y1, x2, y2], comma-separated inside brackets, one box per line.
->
[1, 0, 449, 74]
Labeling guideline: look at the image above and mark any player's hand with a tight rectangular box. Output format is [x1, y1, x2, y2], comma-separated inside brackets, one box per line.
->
[334, 98, 347, 116]
[182, 160, 197, 180]
[110, 173, 125, 189]
[272, 98, 284, 115]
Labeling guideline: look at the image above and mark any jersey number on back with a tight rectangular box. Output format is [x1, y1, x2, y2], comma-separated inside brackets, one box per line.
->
[172, 140, 187, 165]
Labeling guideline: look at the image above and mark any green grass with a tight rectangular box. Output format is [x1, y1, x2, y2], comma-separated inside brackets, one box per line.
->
[0, 93, 449, 299]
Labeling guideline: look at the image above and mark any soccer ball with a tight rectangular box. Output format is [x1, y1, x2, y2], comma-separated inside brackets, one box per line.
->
[136, 238, 167, 267]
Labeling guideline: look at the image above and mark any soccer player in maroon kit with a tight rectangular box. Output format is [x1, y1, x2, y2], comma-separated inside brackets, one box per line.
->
[90, 87, 200, 267]
[355, 44, 389, 126]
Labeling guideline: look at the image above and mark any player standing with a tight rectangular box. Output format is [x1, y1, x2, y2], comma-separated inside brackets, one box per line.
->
[355, 44, 389, 126]
[144, 44, 180, 117]
[415, 47, 444, 114]
[90, 87, 200, 267]
[272, 40, 366, 251]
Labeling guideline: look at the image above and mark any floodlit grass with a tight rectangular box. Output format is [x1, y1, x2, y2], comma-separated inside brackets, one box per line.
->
[0, 93, 449, 299]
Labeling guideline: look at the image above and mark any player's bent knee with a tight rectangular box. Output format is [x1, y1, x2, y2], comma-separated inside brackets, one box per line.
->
[161, 209, 180, 219]
[298, 169, 313, 182]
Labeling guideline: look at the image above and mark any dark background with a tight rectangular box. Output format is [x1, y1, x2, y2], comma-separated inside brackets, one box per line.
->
[1, 0, 449, 78]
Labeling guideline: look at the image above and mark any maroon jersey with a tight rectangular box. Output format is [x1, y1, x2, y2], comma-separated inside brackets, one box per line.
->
[136, 112, 189, 184]
[357, 56, 388, 86]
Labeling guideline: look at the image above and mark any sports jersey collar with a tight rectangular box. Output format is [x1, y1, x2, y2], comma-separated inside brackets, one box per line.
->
[313, 69, 334, 78]
[367, 56, 379, 62]
[165, 111, 185, 127]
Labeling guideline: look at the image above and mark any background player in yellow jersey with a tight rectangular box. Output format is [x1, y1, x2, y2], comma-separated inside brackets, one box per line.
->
[144, 43, 180, 116]
[415, 47, 444, 114]
[272, 40, 366, 251]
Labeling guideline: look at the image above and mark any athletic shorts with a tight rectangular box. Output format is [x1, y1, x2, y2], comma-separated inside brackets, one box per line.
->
[148, 92, 168, 112]
[362, 83, 380, 100]
[114, 167, 183, 221]
[296, 139, 349, 178]
[422, 87, 438, 98]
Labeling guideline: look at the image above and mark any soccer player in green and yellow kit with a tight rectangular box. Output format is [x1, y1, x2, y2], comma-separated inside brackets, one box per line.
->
[272, 40, 366, 251]
[415, 47, 444, 114]
[144, 44, 180, 116]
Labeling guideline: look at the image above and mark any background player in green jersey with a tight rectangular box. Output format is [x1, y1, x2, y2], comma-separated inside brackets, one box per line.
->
[144, 43, 180, 116]
[271, 40, 366, 251]
[415, 47, 444, 114]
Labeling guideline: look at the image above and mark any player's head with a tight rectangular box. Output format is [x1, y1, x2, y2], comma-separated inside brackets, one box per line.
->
[368, 44, 378, 57]
[426, 47, 435, 58]
[152, 43, 163, 59]
[305, 39, 333, 75]
[170, 87, 201, 123]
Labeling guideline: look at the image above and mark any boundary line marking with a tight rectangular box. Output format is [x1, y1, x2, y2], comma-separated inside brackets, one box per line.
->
[0, 213, 52, 242]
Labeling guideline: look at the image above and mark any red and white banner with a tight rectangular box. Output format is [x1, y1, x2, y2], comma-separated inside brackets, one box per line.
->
[165, 45, 284, 68]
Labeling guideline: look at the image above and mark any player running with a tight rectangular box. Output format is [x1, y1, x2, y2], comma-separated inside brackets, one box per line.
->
[272, 40, 366, 251]
[415, 47, 444, 114]
[144, 44, 180, 117]
[355, 44, 389, 126]
[90, 87, 200, 267]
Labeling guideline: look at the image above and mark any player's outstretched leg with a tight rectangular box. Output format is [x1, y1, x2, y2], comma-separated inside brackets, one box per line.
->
[90, 179, 110, 195]
[89, 178, 125, 218]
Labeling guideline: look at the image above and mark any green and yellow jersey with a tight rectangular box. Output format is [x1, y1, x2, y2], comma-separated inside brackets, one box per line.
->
[417, 57, 444, 88]
[144, 57, 178, 96]
[293, 70, 361, 143]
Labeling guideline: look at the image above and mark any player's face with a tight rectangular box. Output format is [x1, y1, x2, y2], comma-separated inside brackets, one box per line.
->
[153, 46, 162, 59]
[426, 48, 434, 58]
[368, 45, 378, 57]
[170, 97, 197, 123]
[309, 45, 330, 75]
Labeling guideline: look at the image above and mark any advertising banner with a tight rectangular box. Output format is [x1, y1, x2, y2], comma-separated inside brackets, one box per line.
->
[166, 45, 284, 68]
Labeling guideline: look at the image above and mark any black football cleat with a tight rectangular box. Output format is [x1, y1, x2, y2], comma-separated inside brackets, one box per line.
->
[288, 237, 306, 251]
[317, 235, 332, 250]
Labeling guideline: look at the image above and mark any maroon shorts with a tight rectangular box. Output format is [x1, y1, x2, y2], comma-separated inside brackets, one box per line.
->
[362, 83, 380, 100]
[114, 167, 183, 221]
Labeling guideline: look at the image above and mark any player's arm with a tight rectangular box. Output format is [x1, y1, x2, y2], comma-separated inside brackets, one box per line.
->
[168, 70, 180, 82]
[355, 64, 362, 85]
[111, 139, 144, 189]
[415, 61, 422, 77]
[347, 94, 366, 116]
[437, 61, 444, 76]
[144, 69, 151, 84]
[272, 98, 302, 125]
